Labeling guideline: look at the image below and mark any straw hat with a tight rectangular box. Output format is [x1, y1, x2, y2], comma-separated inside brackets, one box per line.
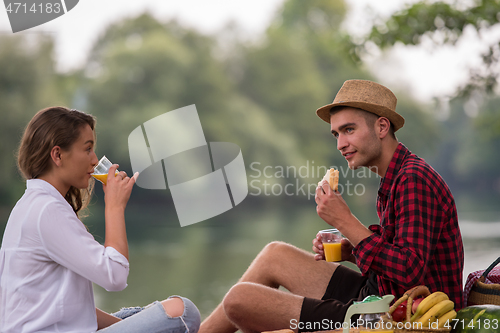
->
[316, 80, 405, 131]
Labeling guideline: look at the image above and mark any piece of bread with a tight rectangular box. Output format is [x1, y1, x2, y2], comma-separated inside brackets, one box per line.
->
[320, 168, 339, 191]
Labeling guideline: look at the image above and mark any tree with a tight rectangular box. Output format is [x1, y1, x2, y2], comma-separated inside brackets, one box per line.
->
[361, 0, 500, 96]
[358, 0, 500, 206]
[235, 0, 438, 167]
[79, 13, 307, 200]
[0, 34, 66, 206]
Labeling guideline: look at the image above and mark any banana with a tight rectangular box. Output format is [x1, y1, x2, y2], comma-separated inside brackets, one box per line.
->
[416, 300, 455, 327]
[410, 291, 449, 322]
[437, 310, 457, 328]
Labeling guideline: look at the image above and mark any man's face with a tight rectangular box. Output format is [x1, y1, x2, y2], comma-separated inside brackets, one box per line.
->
[330, 107, 382, 170]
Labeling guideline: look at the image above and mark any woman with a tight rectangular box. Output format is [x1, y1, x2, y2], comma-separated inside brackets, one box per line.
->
[0, 107, 200, 333]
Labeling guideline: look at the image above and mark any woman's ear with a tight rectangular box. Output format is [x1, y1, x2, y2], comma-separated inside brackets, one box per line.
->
[50, 146, 63, 167]
[376, 117, 391, 139]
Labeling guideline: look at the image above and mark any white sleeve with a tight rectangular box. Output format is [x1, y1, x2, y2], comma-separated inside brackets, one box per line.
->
[37, 200, 129, 292]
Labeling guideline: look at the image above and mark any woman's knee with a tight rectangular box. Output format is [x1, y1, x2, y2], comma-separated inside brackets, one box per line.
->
[161, 297, 184, 318]
[161, 296, 201, 332]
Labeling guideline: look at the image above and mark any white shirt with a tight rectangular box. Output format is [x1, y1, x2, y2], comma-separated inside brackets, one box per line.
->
[0, 179, 129, 333]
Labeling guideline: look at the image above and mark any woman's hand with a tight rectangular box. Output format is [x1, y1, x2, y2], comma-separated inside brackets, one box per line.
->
[102, 164, 139, 260]
[103, 164, 138, 210]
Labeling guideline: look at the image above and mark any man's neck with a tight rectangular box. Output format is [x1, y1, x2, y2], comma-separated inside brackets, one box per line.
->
[371, 139, 399, 178]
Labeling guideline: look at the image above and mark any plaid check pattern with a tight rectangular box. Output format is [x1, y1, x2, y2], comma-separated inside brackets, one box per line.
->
[352, 143, 465, 309]
[464, 267, 500, 305]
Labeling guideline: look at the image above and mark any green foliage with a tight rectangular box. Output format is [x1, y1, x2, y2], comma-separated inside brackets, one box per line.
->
[0, 0, 491, 229]
[368, 0, 500, 47]
[0, 34, 65, 205]
[475, 97, 500, 139]
[363, 0, 500, 95]
[369, 2, 482, 47]
[425, 96, 500, 210]
[392, 96, 439, 157]
[359, 0, 500, 200]
[272, 0, 346, 33]
[238, 0, 371, 170]
[81, 14, 305, 178]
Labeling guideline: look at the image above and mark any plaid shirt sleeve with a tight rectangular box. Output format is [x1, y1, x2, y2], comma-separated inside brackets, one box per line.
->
[352, 144, 464, 309]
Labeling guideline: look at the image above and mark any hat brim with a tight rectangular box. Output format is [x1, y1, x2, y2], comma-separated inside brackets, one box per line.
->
[316, 101, 405, 132]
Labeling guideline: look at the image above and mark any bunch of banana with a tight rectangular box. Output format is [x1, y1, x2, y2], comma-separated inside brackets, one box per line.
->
[410, 291, 457, 328]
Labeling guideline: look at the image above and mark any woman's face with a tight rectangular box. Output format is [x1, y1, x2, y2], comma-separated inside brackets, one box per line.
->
[59, 124, 98, 190]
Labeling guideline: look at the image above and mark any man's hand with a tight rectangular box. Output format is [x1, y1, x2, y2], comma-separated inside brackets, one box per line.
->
[315, 180, 353, 228]
[312, 232, 324, 261]
[314, 180, 373, 247]
[312, 233, 356, 263]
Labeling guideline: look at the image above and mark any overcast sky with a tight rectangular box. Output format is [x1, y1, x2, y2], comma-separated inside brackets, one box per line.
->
[0, 0, 492, 102]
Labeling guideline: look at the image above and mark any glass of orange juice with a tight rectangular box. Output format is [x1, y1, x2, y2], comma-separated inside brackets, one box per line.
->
[92, 156, 116, 185]
[319, 228, 342, 262]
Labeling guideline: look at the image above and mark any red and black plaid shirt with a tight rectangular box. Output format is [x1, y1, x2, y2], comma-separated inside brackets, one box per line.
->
[352, 143, 464, 309]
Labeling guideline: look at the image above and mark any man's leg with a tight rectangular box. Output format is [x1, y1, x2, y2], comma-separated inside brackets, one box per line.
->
[199, 241, 338, 333]
[223, 282, 304, 333]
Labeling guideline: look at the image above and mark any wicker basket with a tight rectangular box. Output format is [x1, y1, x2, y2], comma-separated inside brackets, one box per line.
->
[468, 256, 500, 306]
[384, 286, 451, 333]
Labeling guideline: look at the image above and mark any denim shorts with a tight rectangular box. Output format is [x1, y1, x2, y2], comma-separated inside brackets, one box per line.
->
[97, 296, 200, 333]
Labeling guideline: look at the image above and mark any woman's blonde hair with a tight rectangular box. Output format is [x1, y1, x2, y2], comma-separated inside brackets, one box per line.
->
[17, 107, 96, 217]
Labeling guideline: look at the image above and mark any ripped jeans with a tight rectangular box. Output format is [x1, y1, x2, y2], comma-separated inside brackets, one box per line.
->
[98, 296, 200, 333]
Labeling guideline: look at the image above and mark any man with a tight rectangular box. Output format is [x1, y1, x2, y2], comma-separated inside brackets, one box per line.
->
[199, 80, 464, 333]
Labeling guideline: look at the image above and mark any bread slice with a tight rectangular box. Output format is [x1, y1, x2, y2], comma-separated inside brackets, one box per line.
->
[323, 168, 339, 191]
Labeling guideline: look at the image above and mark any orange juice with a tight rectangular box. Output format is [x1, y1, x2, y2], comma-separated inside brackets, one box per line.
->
[323, 242, 342, 262]
[92, 174, 109, 185]
[92, 172, 118, 185]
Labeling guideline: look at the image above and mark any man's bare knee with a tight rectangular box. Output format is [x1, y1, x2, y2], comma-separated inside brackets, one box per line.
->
[161, 297, 184, 318]
[223, 282, 255, 323]
[262, 241, 290, 254]
[259, 241, 294, 264]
